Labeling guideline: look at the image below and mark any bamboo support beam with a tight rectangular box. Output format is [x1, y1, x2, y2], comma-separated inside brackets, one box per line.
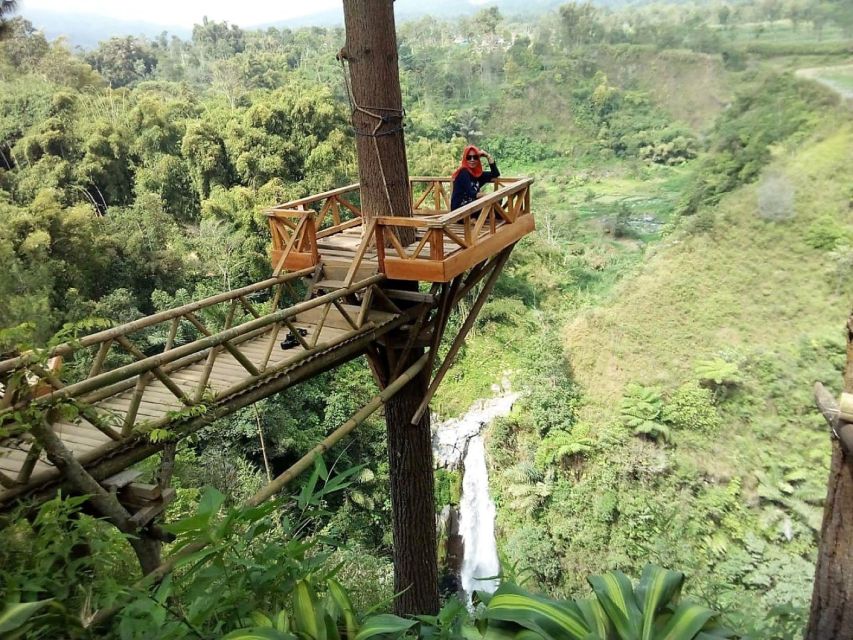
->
[164, 318, 179, 352]
[344, 219, 376, 287]
[123, 375, 150, 436]
[185, 313, 260, 376]
[17, 441, 42, 484]
[88, 340, 112, 378]
[411, 247, 513, 424]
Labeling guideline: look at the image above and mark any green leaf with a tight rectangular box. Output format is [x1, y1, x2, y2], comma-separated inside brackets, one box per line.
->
[292, 580, 323, 640]
[655, 602, 717, 640]
[315, 455, 329, 481]
[221, 629, 298, 640]
[199, 487, 226, 516]
[0, 599, 53, 634]
[575, 596, 611, 639]
[250, 611, 274, 628]
[298, 467, 321, 510]
[635, 566, 684, 640]
[354, 614, 417, 640]
[587, 571, 642, 640]
[326, 579, 359, 640]
[484, 583, 590, 640]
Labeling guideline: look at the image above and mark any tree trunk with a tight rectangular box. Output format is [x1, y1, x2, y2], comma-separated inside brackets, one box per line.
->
[383, 345, 440, 616]
[342, 0, 439, 615]
[342, 0, 414, 245]
[806, 313, 853, 639]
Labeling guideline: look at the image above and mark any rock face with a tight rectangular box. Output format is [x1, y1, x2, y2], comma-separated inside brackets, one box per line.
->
[432, 392, 519, 470]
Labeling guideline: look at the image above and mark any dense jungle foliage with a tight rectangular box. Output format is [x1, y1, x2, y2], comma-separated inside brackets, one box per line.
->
[1, 0, 852, 637]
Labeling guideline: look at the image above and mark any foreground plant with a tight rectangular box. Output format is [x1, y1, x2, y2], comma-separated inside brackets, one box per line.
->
[481, 564, 737, 640]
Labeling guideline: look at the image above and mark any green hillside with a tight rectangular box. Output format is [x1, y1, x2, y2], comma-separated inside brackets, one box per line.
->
[483, 91, 852, 637]
[2, 0, 853, 637]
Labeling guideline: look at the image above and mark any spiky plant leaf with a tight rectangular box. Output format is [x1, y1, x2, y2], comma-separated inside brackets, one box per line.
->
[0, 599, 53, 634]
[587, 570, 643, 639]
[655, 601, 718, 640]
[292, 580, 323, 640]
[635, 565, 685, 640]
[484, 582, 592, 640]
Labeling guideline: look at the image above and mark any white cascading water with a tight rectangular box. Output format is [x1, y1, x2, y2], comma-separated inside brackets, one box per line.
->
[432, 388, 518, 605]
[458, 434, 500, 601]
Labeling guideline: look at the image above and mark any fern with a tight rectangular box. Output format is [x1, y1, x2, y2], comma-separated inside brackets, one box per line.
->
[534, 425, 595, 469]
[621, 383, 669, 442]
[632, 419, 671, 442]
[694, 356, 742, 387]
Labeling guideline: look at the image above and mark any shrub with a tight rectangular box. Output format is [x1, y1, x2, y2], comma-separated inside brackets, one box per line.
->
[662, 383, 721, 434]
[805, 215, 848, 250]
[620, 383, 670, 442]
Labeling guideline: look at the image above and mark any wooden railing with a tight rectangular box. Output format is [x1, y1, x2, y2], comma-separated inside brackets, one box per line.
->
[266, 176, 534, 282]
[0, 268, 387, 446]
[375, 177, 533, 281]
[267, 184, 364, 274]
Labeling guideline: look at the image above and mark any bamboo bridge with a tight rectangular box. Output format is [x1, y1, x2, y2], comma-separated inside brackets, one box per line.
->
[0, 176, 534, 513]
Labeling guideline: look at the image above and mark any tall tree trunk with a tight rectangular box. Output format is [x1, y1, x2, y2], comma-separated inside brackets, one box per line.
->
[384, 347, 440, 616]
[342, 0, 413, 245]
[342, 0, 439, 616]
[806, 313, 853, 639]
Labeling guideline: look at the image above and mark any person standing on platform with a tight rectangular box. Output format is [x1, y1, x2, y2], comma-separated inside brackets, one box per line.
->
[450, 145, 500, 211]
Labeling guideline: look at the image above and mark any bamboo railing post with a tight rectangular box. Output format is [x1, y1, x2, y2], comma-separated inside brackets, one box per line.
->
[123, 374, 151, 435]
[89, 340, 113, 378]
[115, 336, 191, 405]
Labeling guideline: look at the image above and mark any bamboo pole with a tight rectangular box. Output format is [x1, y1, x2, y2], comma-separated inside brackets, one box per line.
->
[411, 247, 512, 424]
[0, 275, 385, 420]
[0, 268, 314, 374]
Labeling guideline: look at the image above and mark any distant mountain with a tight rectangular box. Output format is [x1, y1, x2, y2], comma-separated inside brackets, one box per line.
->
[20, 9, 191, 48]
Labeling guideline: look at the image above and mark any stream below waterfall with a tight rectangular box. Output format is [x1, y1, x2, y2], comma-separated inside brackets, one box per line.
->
[433, 390, 518, 604]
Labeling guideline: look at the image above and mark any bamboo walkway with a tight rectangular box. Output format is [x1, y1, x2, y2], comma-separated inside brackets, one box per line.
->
[0, 273, 414, 508]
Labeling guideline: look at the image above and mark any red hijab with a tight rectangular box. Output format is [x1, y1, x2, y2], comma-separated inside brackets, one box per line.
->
[452, 145, 483, 181]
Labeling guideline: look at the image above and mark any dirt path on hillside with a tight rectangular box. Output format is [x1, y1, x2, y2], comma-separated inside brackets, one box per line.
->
[795, 64, 853, 101]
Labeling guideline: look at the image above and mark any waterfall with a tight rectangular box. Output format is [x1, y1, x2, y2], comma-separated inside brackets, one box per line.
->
[432, 389, 518, 604]
[458, 434, 500, 601]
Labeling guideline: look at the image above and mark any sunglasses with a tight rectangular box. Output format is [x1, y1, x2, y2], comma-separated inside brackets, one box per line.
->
[466, 155, 479, 160]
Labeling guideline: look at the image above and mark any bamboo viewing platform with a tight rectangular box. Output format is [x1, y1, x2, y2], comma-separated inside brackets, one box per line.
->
[0, 174, 534, 513]
[267, 176, 534, 282]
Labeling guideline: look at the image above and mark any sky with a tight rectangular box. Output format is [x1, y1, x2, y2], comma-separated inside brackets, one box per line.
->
[18, 0, 345, 27]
